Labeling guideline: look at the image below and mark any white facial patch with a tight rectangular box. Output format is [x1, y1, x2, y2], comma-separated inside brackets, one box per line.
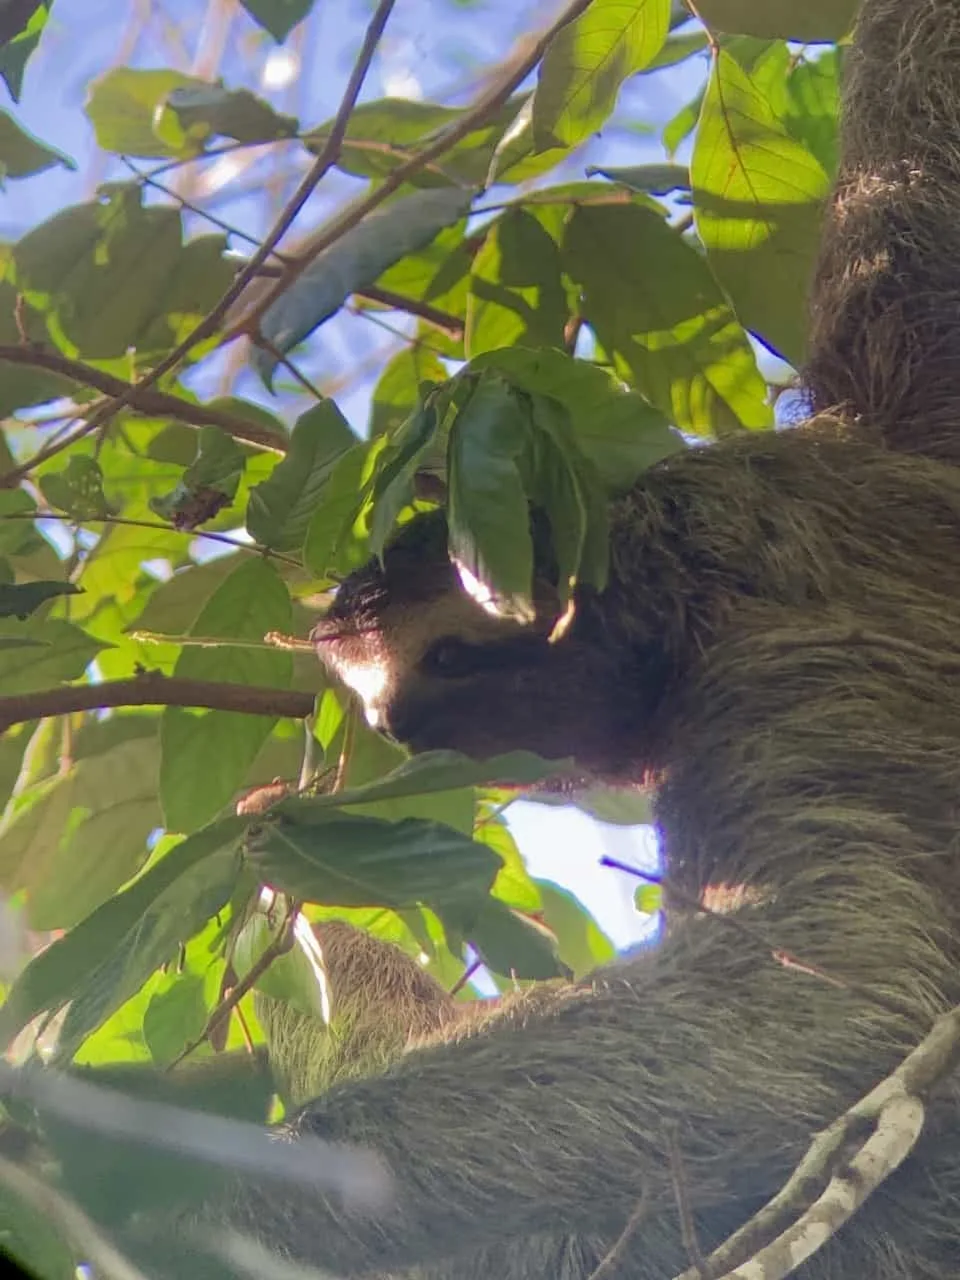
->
[336, 655, 391, 728]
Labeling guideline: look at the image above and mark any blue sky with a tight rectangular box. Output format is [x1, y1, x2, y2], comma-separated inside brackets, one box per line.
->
[3, 0, 707, 948]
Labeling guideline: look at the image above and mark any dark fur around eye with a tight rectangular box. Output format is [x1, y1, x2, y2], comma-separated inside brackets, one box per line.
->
[420, 634, 547, 679]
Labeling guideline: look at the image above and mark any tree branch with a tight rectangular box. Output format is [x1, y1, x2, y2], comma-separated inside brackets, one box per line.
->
[0, 674, 315, 733]
[233, 0, 593, 336]
[0, 344, 288, 462]
[53, 0, 397, 447]
[355, 285, 465, 339]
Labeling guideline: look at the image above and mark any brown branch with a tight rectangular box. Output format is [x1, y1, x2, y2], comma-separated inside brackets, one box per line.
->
[355, 285, 465, 340]
[53, 0, 397, 448]
[235, 0, 594, 337]
[0, 674, 315, 734]
[0, 345, 288, 463]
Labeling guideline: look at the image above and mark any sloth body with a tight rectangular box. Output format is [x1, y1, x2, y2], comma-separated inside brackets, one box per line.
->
[184, 0, 960, 1275]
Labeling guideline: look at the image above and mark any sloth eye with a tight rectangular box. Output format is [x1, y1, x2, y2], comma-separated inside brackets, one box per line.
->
[421, 637, 479, 679]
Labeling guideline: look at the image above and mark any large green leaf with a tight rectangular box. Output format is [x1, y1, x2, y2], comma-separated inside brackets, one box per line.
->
[469, 346, 682, 489]
[0, 817, 246, 1051]
[534, 0, 671, 149]
[446, 897, 569, 981]
[0, 617, 103, 692]
[246, 401, 355, 552]
[563, 202, 772, 433]
[466, 208, 570, 356]
[254, 187, 474, 386]
[693, 0, 857, 41]
[247, 810, 500, 912]
[0, 734, 161, 930]
[446, 374, 537, 619]
[86, 68, 205, 157]
[12, 185, 233, 360]
[159, 558, 293, 834]
[692, 50, 829, 365]
[165, 82, 298, 148]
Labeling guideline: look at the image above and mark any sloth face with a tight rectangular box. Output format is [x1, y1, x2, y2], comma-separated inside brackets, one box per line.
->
[311, 512, 638, 779]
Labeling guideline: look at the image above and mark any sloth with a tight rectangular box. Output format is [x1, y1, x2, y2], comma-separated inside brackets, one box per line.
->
[168, 1, 960, 1277]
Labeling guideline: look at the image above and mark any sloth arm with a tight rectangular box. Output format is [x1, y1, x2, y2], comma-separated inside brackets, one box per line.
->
[224, 628, 958, 1275]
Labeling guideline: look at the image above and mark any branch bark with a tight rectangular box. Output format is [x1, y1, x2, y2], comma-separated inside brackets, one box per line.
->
[0, 674, 314, 732]
[0, 345, 289, 462]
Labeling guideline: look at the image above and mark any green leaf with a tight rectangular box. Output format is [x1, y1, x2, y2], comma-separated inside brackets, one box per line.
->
[367, 402, 440, 561]
[0, 107, 74, 180]
[536, 880, 616, 977]
[585, 161, 690, 195]
[0, 1180, 75, 1280]
[0, 579, 79, 619]
[301, 441, 372, 578]
[447, 374, 537, 620]
[247, 811, 500, 912]
[142, 972, 209, 1066]
[563, 202, 773, 433]
[369, 346, 449, 438]
[0, 618, 103, 692]
[783, 49, 839, 178]
[453, 897, 569, 980]
[12, 185, 234, 360]
[0, 816, 246, 1052]
[0, 735, 162, 930]
[254, 186, 474, 387]
[692, 50, 829, 365]
[285, 750, 570, 815]
[233, 909, 326, 1018]
[533, 0, 670, 149]
[165, 82, 298, 147]
[693, 0, 857, 41]
[238, 0, 313, 41]
[469, 347, 683, 489]
[39, 455, 111, 519]
[466, 208, 569, 356]
[0, 0, 51, 100]
[149, 426, 245, 530]
[246, 400, 354, 552]
[160, 558, 293, 834]
[635, 881, 663, 914]
[85, 68, 207, 157]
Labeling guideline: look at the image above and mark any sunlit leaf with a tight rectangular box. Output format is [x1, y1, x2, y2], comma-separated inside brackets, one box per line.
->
[86, 68, 207, 157]
[12, 185, 233, 360]
[449, 897, 569, 980]
[39, 455, 111, 520]
[246, 400, 354, 551]
[466, 208, 569, 356]
[692, 50, 829, 365]
[150, 427, 245, 530]
[0, 816, 246, 1050]
[536, 879, 616, 976]
[160, 558, 293, 833]
[534, 0, 671, 149]
[563, 202, 773, 433]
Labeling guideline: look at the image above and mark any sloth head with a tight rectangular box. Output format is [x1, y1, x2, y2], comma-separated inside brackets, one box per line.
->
[310, 511, 644, 778]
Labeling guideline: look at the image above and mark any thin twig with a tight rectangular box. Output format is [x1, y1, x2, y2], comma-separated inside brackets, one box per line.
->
[600, 856, 917, 1021]
[58, 0, 397, 447]
[170, 898, 302, 1068]
[356, 285, 465, 340]
[0, 673, 314, 734]
[0, 510, 302, 568]
[235, 0, 594, 336]
[666, 1122, 707, 1277]
[587, 1191, 650, 1280]
[0, 344, 288, 463]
